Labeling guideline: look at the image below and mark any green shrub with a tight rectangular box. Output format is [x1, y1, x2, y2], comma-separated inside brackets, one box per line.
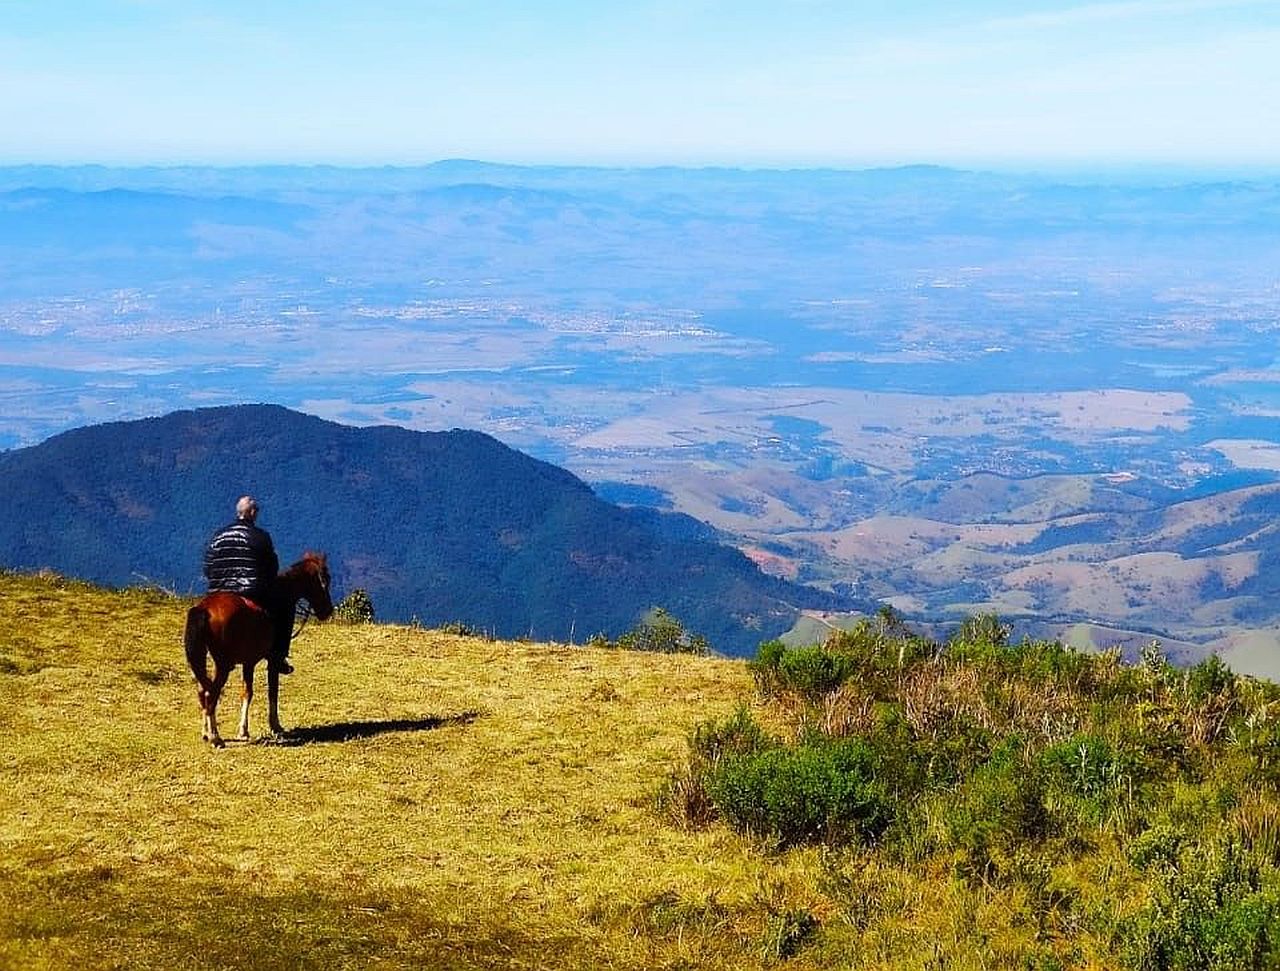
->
[1121, 841, 1280, 970]
[706, 735, 890, 848]
[334, 588, 375, 624]
[948, 628, 1095, 688]
[782, 645, 857, 700]
[1187, 655, 1238, 703]
[1231, 719, 1280, 787]
[1039, 733, 1145, 828]
[1041, 734, 1127, 797]
[750, 640, 787, 697]
[616, 607, 710, 654]
[822, 614, 936, 689]
[690, 705, 772, 768]
[752, 611, 940, 704]
[750, 641, 857, 704]
[659, 706, 771, 830]
[920, 713, 997, 786]
[1127, 825, 1187, 872]
[954, 612, 1012, 648]
[659, 609, 1280, 966]
[1017, 640, 1098, 687]
[943, 740, 1050, 880]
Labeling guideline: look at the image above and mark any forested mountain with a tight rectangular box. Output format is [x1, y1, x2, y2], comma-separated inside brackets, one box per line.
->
[0, 405, 841, 654]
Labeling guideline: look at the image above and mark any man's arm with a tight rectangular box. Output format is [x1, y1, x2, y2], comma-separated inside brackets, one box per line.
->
[203, 527, 230, 585]
[252, 527, 280, 577]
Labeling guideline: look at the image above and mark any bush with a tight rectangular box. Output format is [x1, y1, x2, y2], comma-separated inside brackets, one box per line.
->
[948, 628, 1095, 688]
[943, 740, 1050, 880]
[954, 612, 1012, 648]
[750, 640, 787, 696]
[334, 588, 375, 624]
[750, 641, 857, 704]
[823, 613, 937, 686]
[659, 609, 1280, 967]
[706, 735, 890, 848]
[919, 712, 997, 786]
[616, 607, 710, 654]
[1121, 841, 1280, 970]
[1187, 655, 1237, 703]
[1230, 702, 1280, 787]
[1127, 825, 1187, 872]
[1039, 733, 1145, 829]
[658, 706, 771, 830]
[690, 705, 773, 769]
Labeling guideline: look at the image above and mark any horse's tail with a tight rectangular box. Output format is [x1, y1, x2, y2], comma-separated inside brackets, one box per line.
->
[184, 605, 213, 708]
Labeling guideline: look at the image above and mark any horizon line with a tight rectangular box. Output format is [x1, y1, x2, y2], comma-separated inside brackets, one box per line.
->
[2, 157, 1279, 181]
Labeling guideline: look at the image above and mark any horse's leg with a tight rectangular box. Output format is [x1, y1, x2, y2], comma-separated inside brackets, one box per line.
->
[200, 683, 217, 742]
[206, 664, 232, 749]
[267, 666, 283, 735]
[237, 664, 255, 740]
[198, 686, 212, 741]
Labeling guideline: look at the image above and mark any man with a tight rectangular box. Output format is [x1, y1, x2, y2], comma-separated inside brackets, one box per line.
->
[203, 495, 294, 675]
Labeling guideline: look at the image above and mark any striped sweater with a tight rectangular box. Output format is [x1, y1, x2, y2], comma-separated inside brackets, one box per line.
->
[203, 520, 279, 597]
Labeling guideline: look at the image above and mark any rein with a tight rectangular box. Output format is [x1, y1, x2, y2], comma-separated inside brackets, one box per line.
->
[292, 601, 313, 640]
[276, 554, 329, 640]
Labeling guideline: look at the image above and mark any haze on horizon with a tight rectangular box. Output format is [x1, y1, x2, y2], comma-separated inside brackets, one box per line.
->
[2, 0, 1278, 169]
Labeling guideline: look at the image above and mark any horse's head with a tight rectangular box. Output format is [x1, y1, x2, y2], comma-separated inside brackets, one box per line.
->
[297, 551, 335, 621]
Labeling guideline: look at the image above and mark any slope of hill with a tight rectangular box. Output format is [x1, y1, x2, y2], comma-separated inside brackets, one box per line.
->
[0, 405, 840, 655]
[772, 471, 1280, 658]
[0, 572, 764, 970]
[5, 574, 1280, 970]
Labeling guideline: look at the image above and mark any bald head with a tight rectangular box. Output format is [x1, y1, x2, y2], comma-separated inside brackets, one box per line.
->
[235, 496, 259, 522]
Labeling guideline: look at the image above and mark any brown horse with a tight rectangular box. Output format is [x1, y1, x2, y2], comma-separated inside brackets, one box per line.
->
[183, 552, 334, 747]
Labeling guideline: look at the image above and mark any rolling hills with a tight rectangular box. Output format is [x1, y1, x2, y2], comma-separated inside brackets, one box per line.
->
[768, 470, 1280, 675]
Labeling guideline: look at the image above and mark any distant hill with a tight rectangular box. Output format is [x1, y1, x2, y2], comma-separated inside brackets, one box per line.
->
[0, 405, 842, 654]
[776, 469, 1280, 657]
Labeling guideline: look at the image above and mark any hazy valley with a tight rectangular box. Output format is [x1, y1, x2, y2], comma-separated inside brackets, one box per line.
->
[4, 162, 1280, 672]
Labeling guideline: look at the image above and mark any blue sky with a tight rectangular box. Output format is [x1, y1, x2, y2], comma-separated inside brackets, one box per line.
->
[1, 0, 1277, 167]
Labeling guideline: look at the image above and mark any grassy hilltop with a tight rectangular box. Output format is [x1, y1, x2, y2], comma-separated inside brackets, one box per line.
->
[3, 573, 1280, 970]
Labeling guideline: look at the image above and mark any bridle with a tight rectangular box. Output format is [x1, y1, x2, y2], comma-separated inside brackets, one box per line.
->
[292, 600, 313, 639]
[291, 569, 329, 639]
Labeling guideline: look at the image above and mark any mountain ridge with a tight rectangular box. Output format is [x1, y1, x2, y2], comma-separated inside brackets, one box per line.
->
[0, 404, 842, 654]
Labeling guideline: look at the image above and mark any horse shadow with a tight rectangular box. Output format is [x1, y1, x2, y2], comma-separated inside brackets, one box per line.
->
[258, 710, 482, 747]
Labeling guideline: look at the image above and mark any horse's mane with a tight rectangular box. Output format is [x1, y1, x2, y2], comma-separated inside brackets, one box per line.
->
[282, 551, 327, 578]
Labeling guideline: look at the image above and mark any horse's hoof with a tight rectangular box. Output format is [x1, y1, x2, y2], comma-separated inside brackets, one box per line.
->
[210, 737, 226, 749]
[235, 733, 250, 742]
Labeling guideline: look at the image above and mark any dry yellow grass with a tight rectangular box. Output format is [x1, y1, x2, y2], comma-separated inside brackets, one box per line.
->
[0, 572, 839, 970]
[3, 572, 1185, 970]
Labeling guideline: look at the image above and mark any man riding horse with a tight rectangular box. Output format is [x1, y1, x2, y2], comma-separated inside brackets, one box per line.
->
[203, 496, 294, 675]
